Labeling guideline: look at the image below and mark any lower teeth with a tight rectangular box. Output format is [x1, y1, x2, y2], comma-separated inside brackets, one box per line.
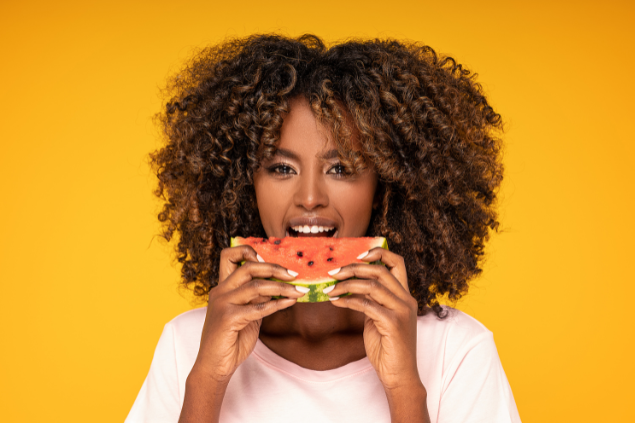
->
[290, 229, 335, 237]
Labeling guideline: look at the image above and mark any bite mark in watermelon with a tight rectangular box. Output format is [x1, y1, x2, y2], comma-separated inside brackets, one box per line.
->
[230, 236, 388, 302]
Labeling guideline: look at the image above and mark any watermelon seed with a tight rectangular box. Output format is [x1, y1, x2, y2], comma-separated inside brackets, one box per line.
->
[327, 258, 333, 262]
[308, 261, 314, 266]
[297, 251, 303, 257]
[329, 247, 334, 251]
[274, 240, 281, 245]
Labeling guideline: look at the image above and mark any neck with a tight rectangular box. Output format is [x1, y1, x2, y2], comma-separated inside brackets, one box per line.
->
[260, 302, 365, 343]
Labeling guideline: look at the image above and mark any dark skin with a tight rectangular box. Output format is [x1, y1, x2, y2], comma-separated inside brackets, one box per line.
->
[179, 97, 431, 423]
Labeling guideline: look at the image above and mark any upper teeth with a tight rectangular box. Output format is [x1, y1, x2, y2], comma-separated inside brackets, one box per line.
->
[291, 225, 335, 234]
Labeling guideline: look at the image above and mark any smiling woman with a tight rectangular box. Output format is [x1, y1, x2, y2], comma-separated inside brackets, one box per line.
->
[125, 34, 520, 423]
[254, 96, 379, 241]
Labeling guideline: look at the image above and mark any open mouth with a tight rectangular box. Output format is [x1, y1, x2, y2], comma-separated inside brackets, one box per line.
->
[286, 225, 338, 238]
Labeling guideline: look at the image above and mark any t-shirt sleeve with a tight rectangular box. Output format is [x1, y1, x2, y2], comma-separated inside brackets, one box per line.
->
[125, 322, 182, 423]
[437, 332, 521, 423]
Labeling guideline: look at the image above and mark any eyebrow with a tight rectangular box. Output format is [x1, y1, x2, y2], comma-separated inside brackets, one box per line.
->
[274, 148, 340, 160]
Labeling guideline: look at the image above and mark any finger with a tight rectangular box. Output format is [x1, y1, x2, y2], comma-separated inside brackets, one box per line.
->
[356, 248, 408, 291]
[219, 245, 262, 283]
[327, 263, 410, 303]
[235, 298, 299, 326]
[216, 262, 297, 296]
[247, 296, 272, 305]
[229, 279, 305, 305]
[326, 278, 404, 311]
[329, 295, 391, 327]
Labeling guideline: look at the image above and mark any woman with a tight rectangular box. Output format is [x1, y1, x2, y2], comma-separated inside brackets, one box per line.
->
[126, 34, 521, 423]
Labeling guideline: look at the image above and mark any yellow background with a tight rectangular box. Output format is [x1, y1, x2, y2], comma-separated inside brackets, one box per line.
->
[1, 0, 633, 421]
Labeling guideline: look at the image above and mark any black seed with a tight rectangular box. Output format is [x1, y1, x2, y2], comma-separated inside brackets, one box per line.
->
[327, 257, 333, 262]
[297, 251, 303, 257]
[274, 240, 281, 245]
[329, 247, 334, 251]
[262, 238, 267, 243]
[308, 261, 314, 266]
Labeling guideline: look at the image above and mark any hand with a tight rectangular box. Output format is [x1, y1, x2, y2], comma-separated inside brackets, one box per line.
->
[191, 245, 304, 385]
[326, 248, 421, 391]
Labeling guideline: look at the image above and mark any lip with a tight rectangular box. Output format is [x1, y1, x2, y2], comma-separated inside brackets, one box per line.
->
[285, 216, 340, 237]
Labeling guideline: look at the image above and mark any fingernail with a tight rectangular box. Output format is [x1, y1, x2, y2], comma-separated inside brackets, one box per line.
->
[295, 285, 310, 293]
[327, 267, 341, 276]
[257, 254, 265, 263]
[287, 269, 299, 277]
[329, 296, 340, 301]
[356, 250, 369, 260]
[322, 285, 335, 294]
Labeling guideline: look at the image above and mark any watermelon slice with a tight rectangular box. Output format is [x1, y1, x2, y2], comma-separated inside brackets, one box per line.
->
[230, 236, 388, 302]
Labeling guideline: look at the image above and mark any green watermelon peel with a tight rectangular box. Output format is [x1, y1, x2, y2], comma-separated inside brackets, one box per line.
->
[230, 236, 388, 303]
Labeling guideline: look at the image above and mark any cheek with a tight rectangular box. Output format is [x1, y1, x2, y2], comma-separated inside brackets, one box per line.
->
[253, 174, 293, 234]
[331, 178, 377, 231]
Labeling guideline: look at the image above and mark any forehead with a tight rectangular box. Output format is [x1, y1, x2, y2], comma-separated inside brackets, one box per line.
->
[277, 97, 332, 153]
[276, 96, 361, 157]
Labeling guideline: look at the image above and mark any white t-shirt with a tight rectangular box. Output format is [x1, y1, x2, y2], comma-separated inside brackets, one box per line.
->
[125, 306, 521, 422]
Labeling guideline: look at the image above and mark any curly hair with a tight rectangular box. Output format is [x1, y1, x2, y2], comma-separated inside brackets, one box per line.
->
[149, 33, 504, 318]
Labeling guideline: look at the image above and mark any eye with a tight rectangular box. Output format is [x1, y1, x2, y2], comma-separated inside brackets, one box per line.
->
[327, 163, 350, 177]
[267, 163, 296, 175]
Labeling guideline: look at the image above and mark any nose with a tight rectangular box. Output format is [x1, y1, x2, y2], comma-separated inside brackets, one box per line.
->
[293, 170, 329, 211]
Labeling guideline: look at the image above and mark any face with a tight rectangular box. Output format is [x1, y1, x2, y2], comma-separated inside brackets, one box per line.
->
[253, 97, 379, 239]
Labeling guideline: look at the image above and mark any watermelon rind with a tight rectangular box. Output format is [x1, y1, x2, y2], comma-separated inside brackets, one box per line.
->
[229, 236, 388, 303]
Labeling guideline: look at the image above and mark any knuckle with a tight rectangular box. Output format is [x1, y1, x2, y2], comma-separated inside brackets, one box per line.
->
[208, 285, 219, 298]
[208, 290, 226, 307]
[408, 296, 418, 309]
[368, 279, 380, 290]
[348, 263, 361, 271]
[244, 245, 258, 259]
[253, 301, 268, 312]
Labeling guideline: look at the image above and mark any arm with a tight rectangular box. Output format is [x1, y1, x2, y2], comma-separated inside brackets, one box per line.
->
[327, 247, 432, 423]
[177, 246, 304, 422]
[178, 371, 229, 423]
[437, 332, 521, 422]
[385, 382, 431, 423]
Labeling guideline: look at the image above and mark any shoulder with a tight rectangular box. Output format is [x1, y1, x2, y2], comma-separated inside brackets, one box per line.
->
[416, 305, 494, 365]
[418, 305, 491, 337]
[163, 307, 208, 344]
[166, 306, 207, 326]
[416, 307, 521, 421]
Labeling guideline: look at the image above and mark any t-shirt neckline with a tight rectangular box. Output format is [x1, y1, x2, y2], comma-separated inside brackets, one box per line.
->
[253, 338, 373, 383]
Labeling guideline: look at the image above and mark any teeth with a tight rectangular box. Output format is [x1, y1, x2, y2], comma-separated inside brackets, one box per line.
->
[291, 225, 335, 234]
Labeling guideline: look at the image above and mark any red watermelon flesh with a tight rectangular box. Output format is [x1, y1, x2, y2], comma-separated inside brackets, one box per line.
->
[231, 236, 388, 302]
